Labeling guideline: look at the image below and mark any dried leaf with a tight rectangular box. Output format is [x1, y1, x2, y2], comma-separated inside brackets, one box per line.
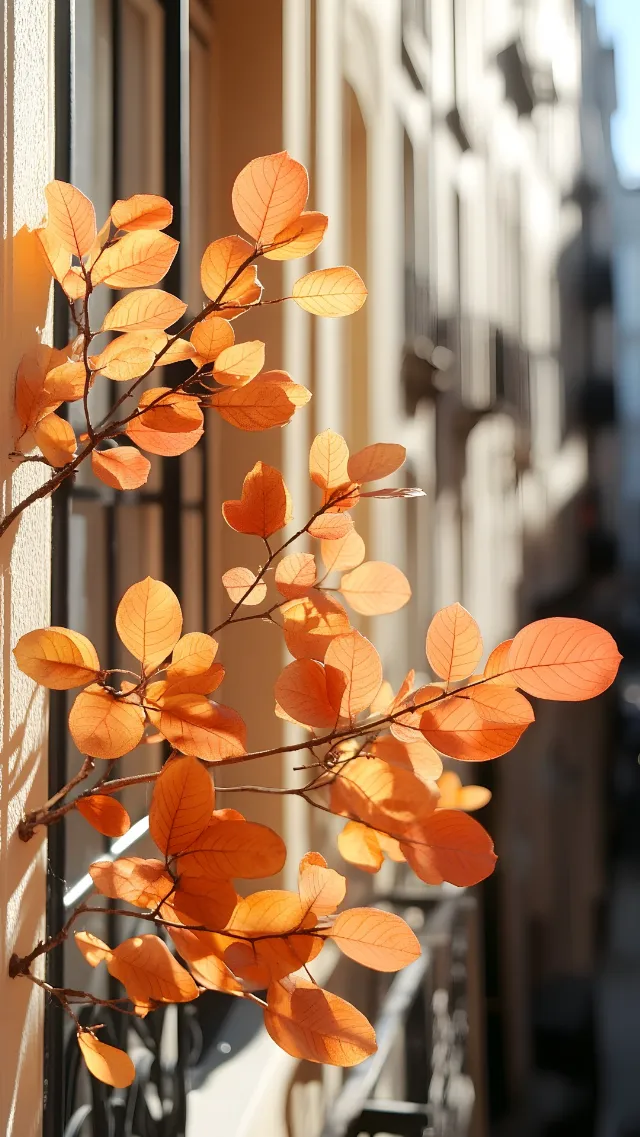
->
[275, 553, 316, 600]
[69, 685, 145, 759]
[264, 980, 376, 1067]
[232, 151, 308, 245]
[340, 561, 411, 616]
[91, 230, 178, 288]
[222, 461, 292, 538]
[264, 210, 328, 260]
[149, 755, 214, 856]
[91, 447, 151, 491]
[328, 908, 421, 971]
[111, 193, 173, 232]
[13, 626, 100, 689]
[426, 603, 483, 683]
[45, 181, 96, 257]
[77, 1032, 135, 1088]
[76, 795, 131, 838]
[74, 931, 113, 968]
[292, 266, 367, 317]
[115, 576, 183, 671]
[102, 289, 186, 332]
[506, 617, 622, 700]
[221, 567, 267, 606]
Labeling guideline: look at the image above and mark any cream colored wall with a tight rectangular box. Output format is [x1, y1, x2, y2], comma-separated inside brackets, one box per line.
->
[0, 2, 55, 1134]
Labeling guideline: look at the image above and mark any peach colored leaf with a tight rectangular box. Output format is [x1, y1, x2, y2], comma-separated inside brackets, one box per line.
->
[419, 687, 533, 761]
[167, 872, 237, 932]
[337, 821, 384, 873]
[328, 908, 421, 971]
[224, 935, 322, 987]
[369, 680, 394, 715]
[102, 289, 186, 332]
[200, 234, 260, 304]
[209, 374, 303, 431]
[33, 413, 76, 467]
[133, 331, 195, 366]
[74, 931, 113, 968]
[91, 230, 178, 288]
[483, 638, 518, 686]
[232, 151, 308, 245]
[374, 733, 443, 783]
[108, 934, 198, 1007]
[13, 626, 100, 689]
[191, 315, 235, 365]
[126, 412, 203, 457]
[292, 266, 367, 317]
[320, 529, 365, 573]
[309, 429, 349, 491]
[89, 334, 155, 381]
[149, 696, 246, 762]
[138, 389, 203, 434]
[275, 553, 316, 600]
[506, 617, 622, 701]
[14, 345, 68, 433]
[213, 340, 265, 386]
[426, 603, 483, 683]
[77, 1032, 134, 1088]
[35, 225, 71, 283]
[69, 685, 145, 759]
[274, 660, 338, 728]
[325, 631, 383, 718]
[91, 447, 151, 491]
[259, 369, 312, 407]
[347, 443, 406, 484]
[331, 756, 439, 834]
[76, 795, 131, 838]
[308, 512, 354, 542]
[160, 665, 225, 700]
[169, 633, 218, 677]
[42, 360, 87, 402]
[188, 953, 243, 993]
[298, 855, 346, 918]
[89, 857, 174, 908]
[400, 809, 497, 886]
[376, 831, 406, 863]
[225, 889, 305, 936]
[222, 461, 292, 538]
[339, 561, 411, 617]
[265, 980, 376, 1066]
[149, 755, 214, 856]
[282, 590, 351, 661]
[116, 576, 182, 671]
[221, 567, 267, 606]
[436, 770, 492, 812]
[178, 816, 286, 879]
[389, 684, 443, 743]
[111, 193, 173, 232]
[45, 181, 96, 257]
[264, 210, 328, 260]
[359, 487, 426, 499]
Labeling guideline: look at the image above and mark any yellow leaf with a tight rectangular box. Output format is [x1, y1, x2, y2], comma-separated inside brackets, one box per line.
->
[35, 225, 71, 283]
[149, 755, 214, 856]
[33, 413, 76, 467]
[264, 210, 328, 260]
[42, 360, 87, 403]
[309, 429, 349, 491]
[115, 576, 183, 671]
[111, 193, 173, 232]
[89, 334, 155, 382]
[200, 234, 261, 304]
[102, 289, 187, 332]
[45, 181, 96, 257]
[168, 633, 218, 678]
[13, 626, 100, 689]
[91, 230, 178, 288]
[213, 340, 265, 386]
[292, 266, 367, 317]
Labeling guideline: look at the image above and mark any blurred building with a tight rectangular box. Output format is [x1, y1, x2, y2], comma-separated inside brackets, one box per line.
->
[0, 1, 625, 1135]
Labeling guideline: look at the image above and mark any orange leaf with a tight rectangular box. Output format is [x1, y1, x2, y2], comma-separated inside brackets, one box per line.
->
[138, 389, 203, 434]
[13, 626, 100, 689]
[232, 151, 308, 245]
[135, 331, 196, 366]
[158, 665, 225, 700]
[260, 369, 312, 407]
[91, 446, 150, 491]
[167, 872, 237, 932]
[188, 953, 243, 993]
[328, 908, 421, 971]
[74, 931, 113, 968]
[320, 529, 365, 573]
[325, 631, 383, 718]
[168, 633, 218, 677]
[419, 686, 533, 761]
[33, 413, 76, 467]
[308, 512, 354, 541]
[506, 617, 622, 700]
[298, 853, 346, 918]
[77, 1032, 134, 1088]
[275, 553, 316, 600]
[115, 576, 182, 671]
[89, 857, 174, 907]
[191, 315, 235, 365]
[369, 680, 394, 715]
[374, 734, 443, 782]
[340, 562, 411, 617]
[221, 567, 267, 606]
[108, 934, 198, 1008]
[264, 210, 328, 260]
[400, 809, 497, 886]
[76, 795, 131, 838]
[213, 340, 265, 386]
[275, 660, 338, 728]
[337, 821, 384, 873]
[111, 193, 173, 232]
[222, 461, 292, 538]
[35, 225, 71, 284]
[45, 181, 96, 257]
[309, 429, 349, 491]
[42, 360, 87, 402]
[225, 936, 322, 987]
[102, 289, 186, 332]
[483, 639, 518, 685]
[390, 684, 443, 743]
[226, 889, 305, 936]
[426, 603, 483, 683]
[282, 590, 351, 661]
[149, 755, 214, 856]
[149, 696, 246, 762]
[89, 333, 156, 381]
[69, 685, 145, 759]
[91, 230, 178, 288]
[126, 413, 203, 456]
[292, 266, 367, 317]
[178, 816, 286, 879]
[436, 771, 491, 812]
[347, 443, 406, 484]
[200, 235, 261, 305]
[209, 373, 305, 431]
[331, 756, 439, 834]
[14, 345, 68, 433]
[264, 980, 376, 1067]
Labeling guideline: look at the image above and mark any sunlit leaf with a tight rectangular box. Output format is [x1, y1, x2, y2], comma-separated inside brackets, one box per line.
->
[14, 345, 69, 433]
[200, 235, 261, 305]
[359, 487, 425, 499]
[213, 341, 265, 386]
[309, 429, 349, 491]
[76, 795, 131, 838]
[264, 210, 328, 260]
[426, 603, 483, 683]
[282, 590, 351, 661]
[331, 756, 439, 834]
[325, 631, 383, 718]
[91, 447, 151, 491]
[167, 870, 237, 932]
[178, 816, 286, 879]
[45, 181, 96, 257]
[232, 151, 308, 245]
[69, 685, 145, 759]
[339, 562, 411, 616]
[419, 685, 533, 761]
[149, 755, 214, 856]
[337, 821, 384, 873]
[346, 442, 406, 484]
[91, 230, 178, 288]
[77, 1031, 135, 1088]
[102, 289, 186, 332]
[292, 266, 367, 317]
[138, 389, 203, 434]
[264, 980, 376, 1067]
[89, 856, 174, 908]
[13, 626, 100, 689]
[327, 908, 420, 972]
[400, 809, 497, 886]
[35, 225, 71, 284]
[42, 360, 87, 403]
[111, 193, 173, 232]
[273, 554, 315, 602]
[307, 512, 354, 541]
[149, 695, 246, 763]
[190, 315, 235, 365]
[506, 617, 622, 701]
[126, 412, 203, 457]
[221, 567, 267, 606]
[89, 334, 155, 382]
[188, 953, 243, 993]
[374, 733, 443, 783]
[320, 530, 365, 574]
[390, 684, 443, 743]
[74, 931, 113, 968]
[61, 266, 87, 299]
[115, 576, 183, 671]
[169, 633, 218, 678]
[222, 461, 292, 538]
[298, 853, 346, 918]
[209, 373, 305, 431]
[275, 659, 338, 728]
[436, 770, 491, 812]
[108, 934, 198, 1009]
[33, 413, 76, 467]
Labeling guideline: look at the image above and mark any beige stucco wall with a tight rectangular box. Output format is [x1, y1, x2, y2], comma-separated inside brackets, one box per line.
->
[0, 2, 55, 1134]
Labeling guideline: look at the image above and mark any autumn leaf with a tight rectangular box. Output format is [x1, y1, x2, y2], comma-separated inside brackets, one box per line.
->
[115, 576, 183, 671]
[298, 853, 346, 918]
[436, 770, 491, 812]
[91, 230, 178, 288]
[426, 603, 483, 684]
[188, 953, 243, 994]
[307, 512, 354, 541]
[419, 685, 533, 761]
[339, 562, 411, 616]
[264, 980, 377, 1067]
[264, 210, 328, 260]
[74, 931, 113, 968]
[309, 429, 349, 491]
[221, 567, 267, 606]
[225, 935, 322, 988]
[191, 315, 235, 365]
[111, 193, 173, 232]
[13, 626, 100, 689]
[282, 590, 351, 661]
[33, 413, 76, 467]
[200, 235, 261, 305]
[89, 857, 174, 908]
[14, 345, 69, 433]
[168, 633, 218, 678]
[45, 181, 96, 257]
[390, 684, 443, 743]
[275, 553, 316, 600]
[91, 447, 151, 491]
[138, 389, 203, 434]
[209, 373, 307, 431]
[337, 821, 384, 873]
[506, 617, 622, 700]
[222, 461, 292, 538]
[213, 340, 265, 386]
[42, 360, 87, 403]
[178, 816, 286, 880]
[69, 685, 145, 759]
[108, 934, 198, 1009]
[275, 659, 338, 728]
[76, 795, 131, 838]
[34, 226, 71, 285]
[331, 756, 439, 834]
[347, 443, 406, 484]
[292, 267, 367, 317]
[325, 631, 383, 718]
[148, 695, 246, 762]
[77, 1032, 135, 1088]
[225, 889, 306, 936]
[483, 639, 518, 686]
[232, 151, 309, 246]
[149, 755, 214, 856]
[89, 335, 155, 382]
[320, 530, 366, 573]
[126, 412, 203, 457]
[327, 908, 421, 972]
[167, 870, 237, 932]
[400, 809, 497, 887]
[101, 289, 186, 333]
